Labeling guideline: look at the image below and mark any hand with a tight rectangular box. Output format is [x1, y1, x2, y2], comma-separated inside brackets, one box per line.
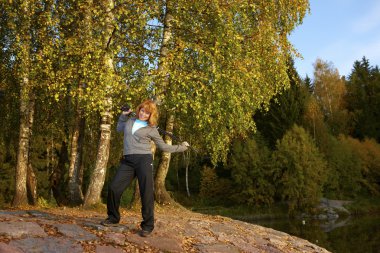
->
[182, 141, 190, 147]
[122, 109, 132, 115]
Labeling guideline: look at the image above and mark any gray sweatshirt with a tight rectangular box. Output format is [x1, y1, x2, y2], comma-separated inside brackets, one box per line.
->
[117, 114, 187, 155]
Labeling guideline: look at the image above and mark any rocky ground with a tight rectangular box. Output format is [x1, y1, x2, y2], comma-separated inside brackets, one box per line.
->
[0, 205, 330, 253]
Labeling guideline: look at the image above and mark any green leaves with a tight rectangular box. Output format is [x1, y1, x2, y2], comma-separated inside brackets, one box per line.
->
[2, 0, 310, 164]
[272, 125, 327, 212]
[162, 0, 310, 163]
[228, 134, 274, 206]
[346, 57, 380, 142]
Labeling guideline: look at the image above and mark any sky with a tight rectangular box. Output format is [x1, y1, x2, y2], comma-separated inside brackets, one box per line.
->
[289, 0, 380, 78]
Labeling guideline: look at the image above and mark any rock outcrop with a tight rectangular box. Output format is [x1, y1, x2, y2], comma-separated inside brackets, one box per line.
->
[0, 207, 330, 253]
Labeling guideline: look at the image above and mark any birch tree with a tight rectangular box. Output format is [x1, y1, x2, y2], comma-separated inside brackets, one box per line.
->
[313, 58, 349, 135]
[6, 0, 57, 206]
[83, 0, 116, 206]
[151, 0, 310, 204]
[10, 0, 37, 207]
[83, 0, 154, 206]
[66, 0, 94, 205]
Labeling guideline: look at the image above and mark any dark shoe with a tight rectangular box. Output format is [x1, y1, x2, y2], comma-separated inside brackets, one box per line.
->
[139, 230, 152, 237]
[100, 218, 119, 227]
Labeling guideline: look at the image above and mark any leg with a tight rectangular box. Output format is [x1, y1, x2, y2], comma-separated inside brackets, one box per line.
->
[135, 155, 154, 232]
[106, 159, 135, 223]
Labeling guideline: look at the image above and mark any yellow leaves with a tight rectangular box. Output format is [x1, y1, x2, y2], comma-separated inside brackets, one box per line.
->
[2, 0, 310, 164]
[54, 93, 60, 102]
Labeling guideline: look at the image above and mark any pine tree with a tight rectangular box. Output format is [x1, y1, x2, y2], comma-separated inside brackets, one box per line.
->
[346, 57, 380, 142]
[255, 59, 308, 148]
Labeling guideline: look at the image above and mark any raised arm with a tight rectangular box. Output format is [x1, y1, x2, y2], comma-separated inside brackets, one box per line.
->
[116, 114, 128, 132]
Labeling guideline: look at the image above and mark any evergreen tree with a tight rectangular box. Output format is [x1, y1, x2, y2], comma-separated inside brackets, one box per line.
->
[255, 59, 309, 148]
[303, 75, 313, 93]
[346, 57, 380, 142]
[0, 1, 19, 185]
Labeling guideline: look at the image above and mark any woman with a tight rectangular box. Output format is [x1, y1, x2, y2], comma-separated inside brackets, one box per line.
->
[101, 99, 189, 237]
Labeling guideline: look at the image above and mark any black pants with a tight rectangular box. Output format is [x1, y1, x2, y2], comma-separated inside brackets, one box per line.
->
[107, 154, 154, 232]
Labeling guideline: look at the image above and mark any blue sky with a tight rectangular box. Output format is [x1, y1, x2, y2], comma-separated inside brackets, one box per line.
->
[290, 0, 380, 78]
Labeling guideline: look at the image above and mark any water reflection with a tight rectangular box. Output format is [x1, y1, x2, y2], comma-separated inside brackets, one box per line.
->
[319, 216, 351, 232]
[250, 216, 380, 253]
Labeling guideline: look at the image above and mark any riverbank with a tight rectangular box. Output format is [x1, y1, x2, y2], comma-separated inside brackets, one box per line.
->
[179, 197, 380, 253]
[182, 196, 380, 221]
[0, 205, 330, 253]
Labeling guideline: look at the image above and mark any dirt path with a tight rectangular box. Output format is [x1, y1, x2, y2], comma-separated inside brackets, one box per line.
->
[0, 206, 330, 253]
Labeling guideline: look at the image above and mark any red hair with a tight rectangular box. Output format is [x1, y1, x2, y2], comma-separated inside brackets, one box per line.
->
[136, 100, 159, 126]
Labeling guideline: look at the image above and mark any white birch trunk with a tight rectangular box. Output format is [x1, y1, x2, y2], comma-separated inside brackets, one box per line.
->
[84, 0, 114, 206]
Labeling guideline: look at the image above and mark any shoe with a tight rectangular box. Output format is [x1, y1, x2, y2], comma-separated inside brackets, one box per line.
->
[100, 218, 119, 227]
[139, 230, 152, 237]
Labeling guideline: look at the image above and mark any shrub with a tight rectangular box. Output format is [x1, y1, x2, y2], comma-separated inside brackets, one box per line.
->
[272, 125, 327, 213]
[199, 166, 231, 203]
[341, 136, 380, 195]
[323, 135, 362, 198]
[228, 134, 274, 206]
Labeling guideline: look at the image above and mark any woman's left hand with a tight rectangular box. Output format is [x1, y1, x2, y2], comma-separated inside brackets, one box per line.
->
[182, 141, 190, 147]
[122, 109, 133, 115]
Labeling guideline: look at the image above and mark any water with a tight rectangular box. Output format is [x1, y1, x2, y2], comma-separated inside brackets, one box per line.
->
[249, 215, 380, 253]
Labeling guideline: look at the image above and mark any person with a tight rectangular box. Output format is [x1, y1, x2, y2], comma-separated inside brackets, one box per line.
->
[101, 99, 189, 237]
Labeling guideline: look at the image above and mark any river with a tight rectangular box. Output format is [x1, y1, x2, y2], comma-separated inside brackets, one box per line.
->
[248, 215, 380, 253]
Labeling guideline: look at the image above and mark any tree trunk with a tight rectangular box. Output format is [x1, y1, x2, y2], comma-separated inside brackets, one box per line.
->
[129, 181, 141, 209]
[154, 114, 175, 204]
[185, 151, 190, 197]
[153, 1, 173, 99]
[50, 141, 69, 206]
[83, 0, 114, 207]
[68, 0, 92, 206]
[13, 89, 37, 206]
[153, 2, 176, 205]
[12, 93, 29, 207]
[12, 1, 32, 208]
[27, 163, 37, 205]
[26, 93, 37, 205]
[84, 112, 111, 206]
[68, 105, 85, 206]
